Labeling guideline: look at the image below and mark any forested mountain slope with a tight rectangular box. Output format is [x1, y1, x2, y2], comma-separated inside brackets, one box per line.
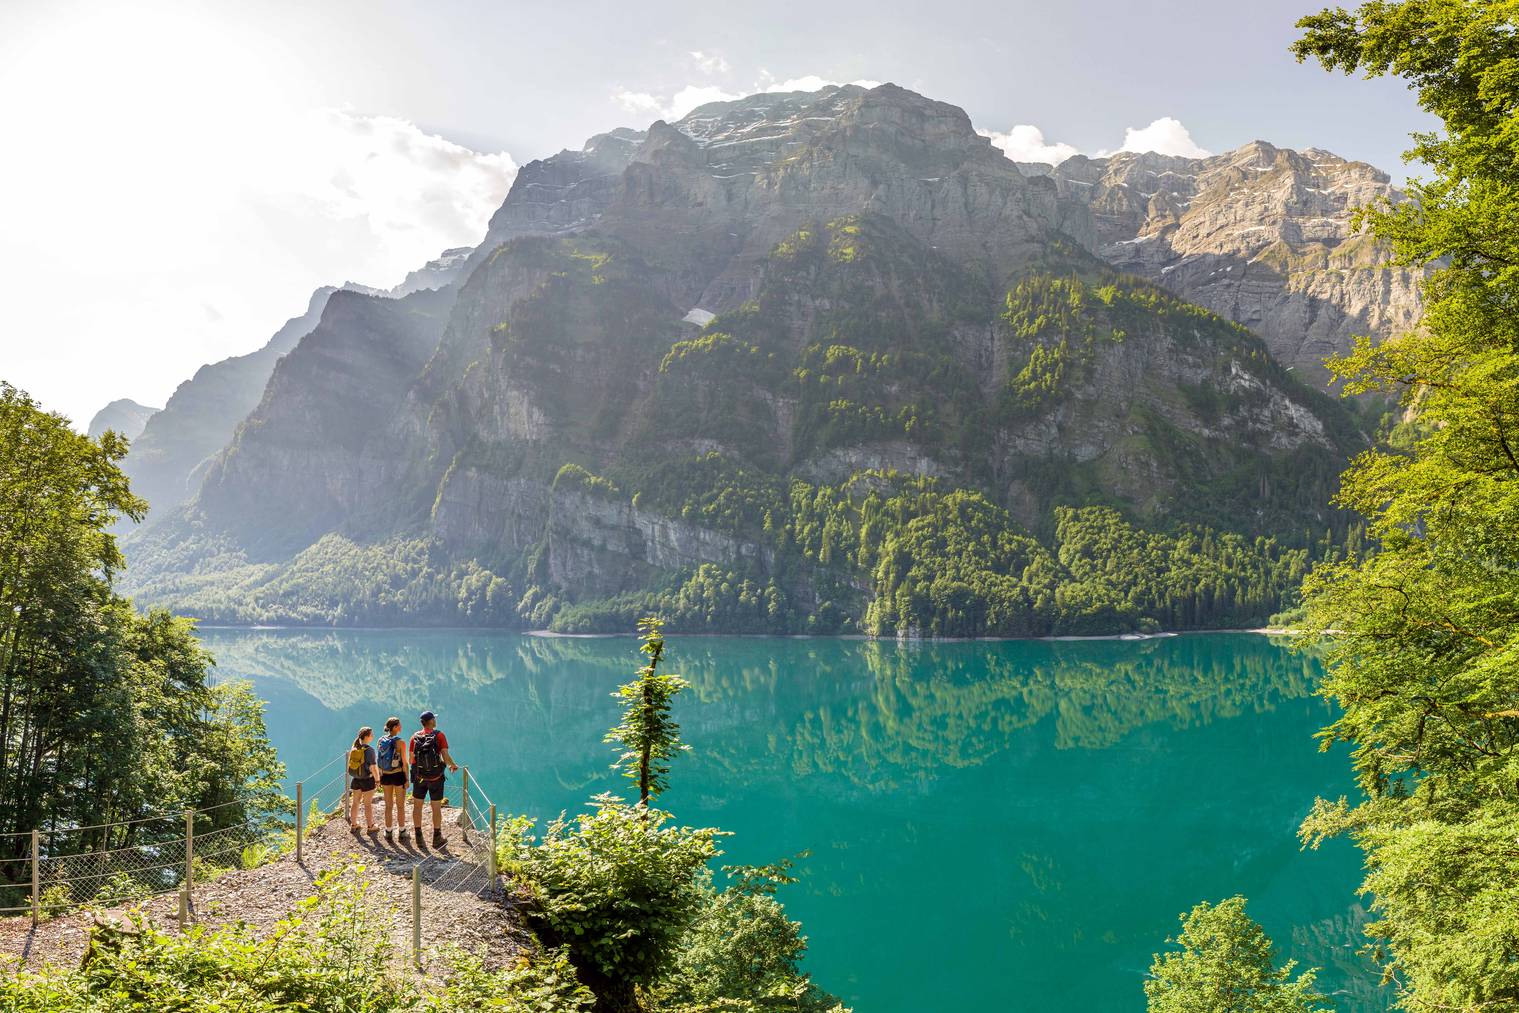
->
[121, 84, 1385, 635]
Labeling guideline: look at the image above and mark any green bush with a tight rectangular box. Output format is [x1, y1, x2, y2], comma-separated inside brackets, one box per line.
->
[499, 797, 723, 1009]
[0, 865, 595, 1012]
[653, 858, 847, 1013]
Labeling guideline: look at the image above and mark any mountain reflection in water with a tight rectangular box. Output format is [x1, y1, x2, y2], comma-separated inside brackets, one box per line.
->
[204, 630, 1380, 1013]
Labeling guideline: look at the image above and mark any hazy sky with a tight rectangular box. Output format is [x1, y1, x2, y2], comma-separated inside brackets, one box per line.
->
[0, 0, 1432, 429]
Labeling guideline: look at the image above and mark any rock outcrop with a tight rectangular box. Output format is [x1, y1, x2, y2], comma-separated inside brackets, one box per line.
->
[1042, 141, 1422, 382]
[86, 399, 158, 442]
[194, 287, 453, 558]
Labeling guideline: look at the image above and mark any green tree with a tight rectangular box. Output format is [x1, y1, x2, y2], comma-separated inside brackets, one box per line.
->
[604, 618, 689, 806]
[1146, 897, 1329, 1013]
[0, 384, 282, 898]
[1291, 2, 1519, 1009]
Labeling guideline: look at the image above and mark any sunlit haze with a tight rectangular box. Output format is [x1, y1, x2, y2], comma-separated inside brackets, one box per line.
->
[0, 0, 1430, 427]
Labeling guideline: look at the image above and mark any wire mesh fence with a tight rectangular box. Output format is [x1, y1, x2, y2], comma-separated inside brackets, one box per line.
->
[0, 752, 358, 922]
[0, 755, 509, 941]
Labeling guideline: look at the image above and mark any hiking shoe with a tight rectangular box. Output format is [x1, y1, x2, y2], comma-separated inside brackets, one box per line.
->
[349, 825, 361, 836]
[432, 830, 446, 848]
[384, 829, 393, 843]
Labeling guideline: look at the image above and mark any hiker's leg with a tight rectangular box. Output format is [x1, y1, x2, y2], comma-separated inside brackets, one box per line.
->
[411, 793, 423, 832]
[347, 786, 356, 824]
[431, 798, 444, 830]
[363, 789, 376, 829]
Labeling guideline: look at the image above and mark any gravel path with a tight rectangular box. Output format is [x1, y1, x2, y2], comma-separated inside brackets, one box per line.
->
[0, 806, 530, 975]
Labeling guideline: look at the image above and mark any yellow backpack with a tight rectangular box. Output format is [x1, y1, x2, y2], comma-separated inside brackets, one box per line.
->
[347, 746, 366, 775]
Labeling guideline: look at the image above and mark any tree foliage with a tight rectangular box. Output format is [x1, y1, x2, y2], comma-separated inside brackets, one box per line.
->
[653, 857, 846, 1013]
[1145, 897, 1329, 1013]
[1292, 2, 1519, 1009]
[604, 618, 689, 806]
[0, 385, 282, 900]
[500, 798, 723, 1012]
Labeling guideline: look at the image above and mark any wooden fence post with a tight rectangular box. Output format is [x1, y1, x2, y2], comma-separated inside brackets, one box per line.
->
[177, 884, 188, 930]
[459, 767, 470, 828]
[411, 865, 422, 969]
[488, 804, 498, 881]
[295, 781, 304, 863]
[30, 830, 39, 925]
[184, 810, 194, 910]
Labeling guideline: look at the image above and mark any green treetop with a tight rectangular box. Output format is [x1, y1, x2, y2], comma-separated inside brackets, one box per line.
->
[605, 617, 690, 806]
[1146, 897, 1329, 1013]
[1292, 1, 1519, 1009]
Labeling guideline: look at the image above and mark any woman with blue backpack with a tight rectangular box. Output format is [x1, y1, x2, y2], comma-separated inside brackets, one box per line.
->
[376, 716, 409, 843]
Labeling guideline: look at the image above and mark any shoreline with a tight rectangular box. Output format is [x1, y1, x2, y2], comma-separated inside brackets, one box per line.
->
[195, 624, 1307, 642]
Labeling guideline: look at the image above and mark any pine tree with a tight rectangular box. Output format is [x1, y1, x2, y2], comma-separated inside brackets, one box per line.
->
[604, 617, 690, 806]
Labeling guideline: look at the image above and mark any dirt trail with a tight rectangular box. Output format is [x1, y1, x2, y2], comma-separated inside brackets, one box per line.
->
[0, 806, 529, 974]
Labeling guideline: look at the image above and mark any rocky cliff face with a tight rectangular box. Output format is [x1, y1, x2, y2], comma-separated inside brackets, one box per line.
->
[87, 399, 158, 441]
[118, 251, 470, 528]
[193, 287, 453, 558]
[121, 84, 1386, 633]
[1038, 141, 1422, 382]
[122, 286, 339, 522]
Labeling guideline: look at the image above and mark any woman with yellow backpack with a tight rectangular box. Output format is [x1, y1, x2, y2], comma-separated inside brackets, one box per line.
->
[346, 726, 379, 834]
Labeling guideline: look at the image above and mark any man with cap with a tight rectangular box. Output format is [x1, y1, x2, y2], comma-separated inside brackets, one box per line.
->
[408, 710, 459, 848]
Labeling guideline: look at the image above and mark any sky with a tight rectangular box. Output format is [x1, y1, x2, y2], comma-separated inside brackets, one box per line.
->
[0, 0, 1434, 429]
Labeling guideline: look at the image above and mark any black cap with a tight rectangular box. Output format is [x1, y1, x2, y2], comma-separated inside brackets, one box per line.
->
[419, 710, 436, 723]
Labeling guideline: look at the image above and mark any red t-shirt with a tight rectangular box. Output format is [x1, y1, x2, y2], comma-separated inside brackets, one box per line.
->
[409, 729, 449, 781]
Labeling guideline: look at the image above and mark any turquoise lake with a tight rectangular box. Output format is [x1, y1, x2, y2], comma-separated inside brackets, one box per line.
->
[201, 629, 1383, 1013]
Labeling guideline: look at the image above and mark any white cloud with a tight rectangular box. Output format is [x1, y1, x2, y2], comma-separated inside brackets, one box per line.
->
[666, 84, 747, 118]
[689, 50, 729, 75]
[980, 125, 1080, 165]
[612, 89, 668, 117]
[980, 116, 1211, 164]
[244, 108, 517, 272]
[1115, 117, 1210, 158]
[614, 73, 882, 122]
[0, 4, 516, 428]
[762, 74, 882, 93]
[614, 84, 743, 120]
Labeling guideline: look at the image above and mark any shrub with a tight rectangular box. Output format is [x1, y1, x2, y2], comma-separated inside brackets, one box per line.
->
[499, 796, 723, 1010]
[0, 865, 597, 1012]
[653, 858, 847, 1013]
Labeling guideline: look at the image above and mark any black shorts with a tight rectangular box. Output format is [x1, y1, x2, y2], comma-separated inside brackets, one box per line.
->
[380, 771, 407, 787]
[350, 777, 376, 792]
[411, 778, 445, 801]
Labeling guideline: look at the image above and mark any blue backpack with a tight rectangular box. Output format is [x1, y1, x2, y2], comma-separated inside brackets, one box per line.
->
[377, 734, 402, 773]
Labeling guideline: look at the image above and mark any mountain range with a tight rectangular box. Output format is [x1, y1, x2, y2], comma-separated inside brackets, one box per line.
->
[111, 83, 1414, 636]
